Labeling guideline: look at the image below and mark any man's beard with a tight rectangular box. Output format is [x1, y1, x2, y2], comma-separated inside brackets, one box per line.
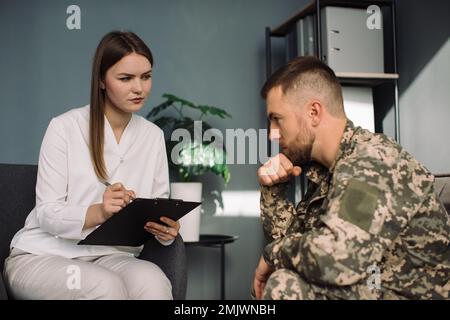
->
[282, 127, 314, 167]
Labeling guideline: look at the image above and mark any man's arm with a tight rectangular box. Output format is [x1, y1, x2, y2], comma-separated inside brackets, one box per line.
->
[253, 153, 302, 298]
[260, 184, 297, 242]
[258, 154, 302, 242]
[264, 155, 435, 286]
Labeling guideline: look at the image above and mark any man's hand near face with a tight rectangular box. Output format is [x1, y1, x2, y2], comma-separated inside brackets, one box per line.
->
[257, 153, 302, 187]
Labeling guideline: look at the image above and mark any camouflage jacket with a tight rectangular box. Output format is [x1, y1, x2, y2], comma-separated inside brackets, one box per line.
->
[261, 120, 450, 299]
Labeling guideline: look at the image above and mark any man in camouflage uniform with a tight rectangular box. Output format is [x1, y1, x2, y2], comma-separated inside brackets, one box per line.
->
[252, 56, 449, 300]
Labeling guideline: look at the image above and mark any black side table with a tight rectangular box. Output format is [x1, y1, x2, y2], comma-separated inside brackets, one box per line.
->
[185, 234, 239, 300]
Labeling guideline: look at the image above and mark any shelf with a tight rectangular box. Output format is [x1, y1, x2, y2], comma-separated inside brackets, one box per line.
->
[270, 2, 316, 37]
[271, 0, 393, 37]
[336, 72, 398, 79]
[265, 0, 400, 141]
[336, 72, 399, 86]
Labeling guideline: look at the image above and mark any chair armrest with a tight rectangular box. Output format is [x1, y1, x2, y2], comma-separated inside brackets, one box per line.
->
[138, 235, 187, 300]
[0, 274, 7, 300]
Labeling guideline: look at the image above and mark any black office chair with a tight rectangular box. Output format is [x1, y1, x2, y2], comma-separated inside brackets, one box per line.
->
[0, 163, 187, 300]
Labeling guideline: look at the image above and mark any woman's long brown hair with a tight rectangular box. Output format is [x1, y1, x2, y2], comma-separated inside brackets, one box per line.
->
[89, 31, 153, 181]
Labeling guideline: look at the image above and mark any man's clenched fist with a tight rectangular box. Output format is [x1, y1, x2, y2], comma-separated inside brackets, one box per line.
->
[257, 153, 302, 186]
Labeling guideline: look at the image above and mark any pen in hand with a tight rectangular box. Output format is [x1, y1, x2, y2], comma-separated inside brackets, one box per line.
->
[103, 181, 136, 202]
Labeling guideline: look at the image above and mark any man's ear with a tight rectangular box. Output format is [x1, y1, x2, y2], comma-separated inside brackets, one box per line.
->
[308, 101, 323, 127]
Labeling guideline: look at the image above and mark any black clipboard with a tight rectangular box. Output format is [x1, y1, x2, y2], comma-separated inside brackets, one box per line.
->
[78, 198, 201, 246]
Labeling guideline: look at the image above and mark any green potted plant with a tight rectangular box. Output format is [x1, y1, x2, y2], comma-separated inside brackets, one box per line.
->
[145, 93, 232, 241]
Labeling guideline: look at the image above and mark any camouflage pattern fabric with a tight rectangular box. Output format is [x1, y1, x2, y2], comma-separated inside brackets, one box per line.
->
[260, 120, 450, 300]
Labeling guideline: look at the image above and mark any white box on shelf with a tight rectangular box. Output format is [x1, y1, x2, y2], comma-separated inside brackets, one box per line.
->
[342, 86, 375, 133]
[321, 6, 384, 73]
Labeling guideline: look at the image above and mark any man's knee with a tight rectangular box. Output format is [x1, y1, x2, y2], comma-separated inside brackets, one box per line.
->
[263, 268, 315, 300]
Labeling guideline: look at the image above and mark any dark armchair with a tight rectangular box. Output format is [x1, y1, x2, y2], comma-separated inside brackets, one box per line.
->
[0, 164, 187, 300]
[434, 174, 450, 214]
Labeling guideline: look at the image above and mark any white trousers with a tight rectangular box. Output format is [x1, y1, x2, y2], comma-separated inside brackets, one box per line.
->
[3, 248, 172, 300]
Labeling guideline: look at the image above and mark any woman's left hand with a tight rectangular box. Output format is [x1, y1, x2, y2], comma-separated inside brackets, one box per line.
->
[144, 216, 180, 242]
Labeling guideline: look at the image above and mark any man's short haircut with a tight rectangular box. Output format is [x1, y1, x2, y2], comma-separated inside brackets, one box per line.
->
[261, 56, 344, 117]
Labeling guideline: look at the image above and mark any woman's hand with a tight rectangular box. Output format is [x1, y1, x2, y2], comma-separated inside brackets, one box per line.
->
[84, 183, 135, 229]
[144, 217, 180, 242]
[101, 182, 136, 221]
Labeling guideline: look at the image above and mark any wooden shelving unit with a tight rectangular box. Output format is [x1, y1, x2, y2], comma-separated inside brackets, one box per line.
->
[271, 0, 393, 37]
[265, 0, 400, 201]
[265, 0, 400, 141]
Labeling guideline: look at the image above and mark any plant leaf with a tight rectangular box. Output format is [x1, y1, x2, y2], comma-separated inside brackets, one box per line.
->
[163, 93, 196, 108]
[146, 93, 232, 185]
[152, 116, 177, 130]
[197, 105, 232, 119]
[145, 100, 174, 119]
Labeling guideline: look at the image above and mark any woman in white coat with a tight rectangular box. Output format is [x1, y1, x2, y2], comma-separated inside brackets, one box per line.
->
[3, 31, 179, 300]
